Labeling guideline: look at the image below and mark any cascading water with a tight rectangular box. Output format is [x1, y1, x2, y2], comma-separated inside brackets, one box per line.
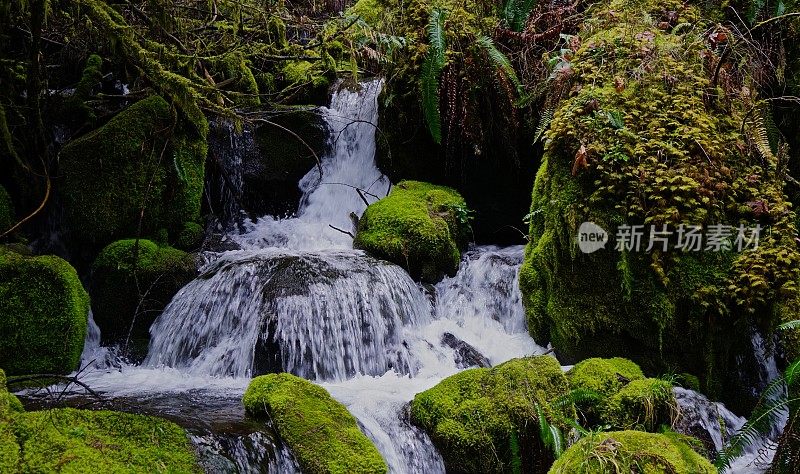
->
[23, 78, 786, 474]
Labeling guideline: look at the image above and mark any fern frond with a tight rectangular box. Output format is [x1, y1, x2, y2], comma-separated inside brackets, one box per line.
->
[503, 0, 538, 32]
[748, 107, 777, 162]
[420, 7, 446, 144]
[778, 319, 800, 331]
[534, 108, 554, 143]
[476, 35, 522, 94]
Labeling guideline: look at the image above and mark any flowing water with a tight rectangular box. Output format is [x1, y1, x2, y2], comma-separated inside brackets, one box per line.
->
[19, 79, 786, 473]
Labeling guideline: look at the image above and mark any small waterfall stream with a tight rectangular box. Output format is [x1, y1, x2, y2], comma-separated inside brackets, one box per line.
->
[22, 78, 786, 473]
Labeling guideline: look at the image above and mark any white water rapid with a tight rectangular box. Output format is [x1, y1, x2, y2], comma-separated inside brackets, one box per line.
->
[26, 79, 786, 473]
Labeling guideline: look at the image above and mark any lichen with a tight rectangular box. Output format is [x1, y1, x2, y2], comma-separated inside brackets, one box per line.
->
[91, 239, 195, 349]
[354, 180, 471, 282]
[0, 247, 89, 375]
[410, 356, 574, 472]
[60, 95, 207, 247]
[243, 373, 387, 474]
[548, 430, 715, 473]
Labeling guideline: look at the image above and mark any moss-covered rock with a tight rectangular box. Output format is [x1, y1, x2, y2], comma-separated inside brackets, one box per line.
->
[567, 358, 645, 398]
[0, 369, 21, 472]
[11, 408, 199, 472]
[549, 431, 715, 473]
[60, 95, 208, 247]
[355, 180, 470, 282]
[604, 378, 676, 431]
[243, 373, 387, 474]
[175, 222, 205, 250]
[519, 0, 799, 409]
[0, 185, 12, 233]
[0, 247, 89, 375]
[91, 239, 195, 350]
[410, 356, 573, 473]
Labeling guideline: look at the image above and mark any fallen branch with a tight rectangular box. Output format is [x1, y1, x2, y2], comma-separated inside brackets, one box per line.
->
[328, 224, 354, 238]
[7, 374, 103, 401]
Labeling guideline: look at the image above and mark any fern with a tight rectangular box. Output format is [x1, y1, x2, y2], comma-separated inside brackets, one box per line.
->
[715, 360, 800, 471]
[534, 107, 553, 143]
[510, 430, 523, 474]
[779, 319, 800, 331]
[476, 35, 522, 94]
[420, 7, 446, 144]
[502, 0, 537, 32]
[748, 106, 777, 162]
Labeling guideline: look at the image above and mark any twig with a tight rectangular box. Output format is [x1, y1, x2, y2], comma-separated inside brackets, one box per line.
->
[7, 374, 103, 401]
[328, 224, 354, 238]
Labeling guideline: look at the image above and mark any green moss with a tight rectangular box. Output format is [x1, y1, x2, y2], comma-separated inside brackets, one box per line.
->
[176, 222, 204, 250]
[518, 0, 798, 408]
[0, 186, 12, 232]
[604, 378, 676, 431]
[410, 356, 573, 472]
[355, 180, 471, 282]
[65, 54, 103, 125]
[567, 358, 645, 398]
[12, 408, 199, 472]
[549, 431, 715, 474]
[0, 369, 20, 473]
[60, 95, 208, 246]
[212, 53, 261, 107]
[0, 248, 89, 375]
[243, 373, 387, 474]
[91, 239, 195, 348]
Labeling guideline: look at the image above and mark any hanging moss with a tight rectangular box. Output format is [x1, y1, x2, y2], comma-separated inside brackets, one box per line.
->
[0, 186, 12, 232]
[64, 53, 103, 125]
[91, 239, 195, 350]
[354, 180, 471, 282]
[410, 356, 574, 473]
[212, 52, 261, 107]
[549, 431, 715, 473]
[60, 96, 208, 247]
[0, 247, 89, 375]
[243, 373, 387, 474]
[519, 0, 799, 408]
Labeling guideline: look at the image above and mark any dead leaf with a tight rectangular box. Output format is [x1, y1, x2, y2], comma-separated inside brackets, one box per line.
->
[572, 144, 588, 175]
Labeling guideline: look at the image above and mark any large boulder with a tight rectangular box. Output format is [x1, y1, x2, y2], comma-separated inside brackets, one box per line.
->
[549, 431, 715, 473]
[243, 373, 387, 474]
[518, 0, 799, 409]
[410, 356, 573, 473]
[91, 239, 196, 352]
[355, 180, 471, 282]
[0, 247, 89, 375]
[60, 95, 207, 247]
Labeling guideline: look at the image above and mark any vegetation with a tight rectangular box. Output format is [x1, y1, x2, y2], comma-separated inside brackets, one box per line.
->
[91, 239, 196, 353]
[355, 180, 471, 282]
[549, 430, 716, 473]
[243, 373, 388, 474]
[0, 247, 89, 375]
[410, 356, 574, 472]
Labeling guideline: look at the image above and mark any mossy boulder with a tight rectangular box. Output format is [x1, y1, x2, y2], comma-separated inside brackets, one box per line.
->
[410, 356, 574, 473]
[549, 431, 715, 474]
[519, 0, 799, 410]
[567, 357, 647, 426]
[175, 222, 205, 251]
[5, 408, 199, 472]
[355, 180, 470, 282]
[604, 378, 676, 431]
[0, 185, 12, 233]
[91, 239, 196, 351]
[243, 373, 387, 474]
[60, 95, 208, 247]
[0, 247, 89, 375]
[0, 369, 21, 472]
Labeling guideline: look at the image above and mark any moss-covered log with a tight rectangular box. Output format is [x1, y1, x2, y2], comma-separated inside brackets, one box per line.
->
[519, 0, 800, 409]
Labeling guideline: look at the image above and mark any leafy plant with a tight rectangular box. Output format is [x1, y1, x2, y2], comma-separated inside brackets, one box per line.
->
[420, 7, 447, 144]
[476, 35, 522, 94]
[714, 358, 800, 471]
[502, 0, 537, 32]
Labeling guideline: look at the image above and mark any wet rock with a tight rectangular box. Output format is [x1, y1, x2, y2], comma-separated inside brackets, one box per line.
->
[440, 333, 490, 368]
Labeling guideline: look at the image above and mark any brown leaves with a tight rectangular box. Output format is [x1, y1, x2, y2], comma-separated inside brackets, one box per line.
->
[614, 76, 625, 92]
[572, 144, 588, 175]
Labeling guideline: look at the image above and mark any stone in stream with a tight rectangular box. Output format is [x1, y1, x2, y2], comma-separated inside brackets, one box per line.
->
[440, 332, 490, 368]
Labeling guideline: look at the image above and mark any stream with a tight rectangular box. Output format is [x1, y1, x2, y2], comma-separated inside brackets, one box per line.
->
[18, 79, 785, 473]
